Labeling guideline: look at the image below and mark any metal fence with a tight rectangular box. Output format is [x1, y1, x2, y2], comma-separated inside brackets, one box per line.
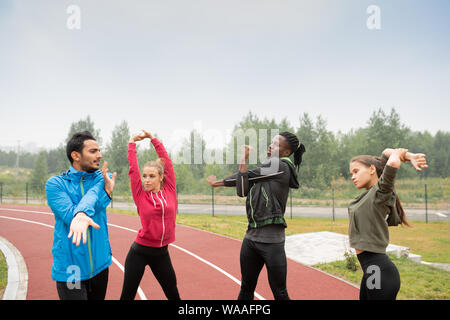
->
[0, 182, 447, 223]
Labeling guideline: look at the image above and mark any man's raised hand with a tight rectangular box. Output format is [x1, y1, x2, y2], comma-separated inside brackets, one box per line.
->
[101, 161, 117, 197]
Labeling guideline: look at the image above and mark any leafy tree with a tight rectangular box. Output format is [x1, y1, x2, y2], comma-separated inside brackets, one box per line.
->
[29, 150, 48, 195]
[104, 121, 131, 194]
[431, 131, 450, 178]
[65, 115, 103, 146]
[364, 107, 410, 156]
[296, 114, 339, 188]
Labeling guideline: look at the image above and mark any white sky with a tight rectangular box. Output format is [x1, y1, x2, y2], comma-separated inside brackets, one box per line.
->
[0, 0, 449, 153]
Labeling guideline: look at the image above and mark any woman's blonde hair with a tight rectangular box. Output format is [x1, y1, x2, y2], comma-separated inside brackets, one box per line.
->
[143, 158, 165, 185]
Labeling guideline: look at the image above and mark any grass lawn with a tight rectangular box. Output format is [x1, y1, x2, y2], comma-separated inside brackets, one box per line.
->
[0, 249, 6, 298]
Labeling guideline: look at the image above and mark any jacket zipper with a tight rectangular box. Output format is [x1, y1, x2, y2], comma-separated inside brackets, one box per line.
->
[155, 192, 165, 247]
[261, 186, 269, 207]
[80, 175, 94, 279]
[249, 185, 257, 228]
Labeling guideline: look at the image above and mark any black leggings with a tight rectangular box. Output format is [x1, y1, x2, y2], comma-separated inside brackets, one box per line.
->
[357, 251, 400, 300]
[56, 267, 109, 300]
[120, 242, 180, 300]
[238, 238, 289, 300]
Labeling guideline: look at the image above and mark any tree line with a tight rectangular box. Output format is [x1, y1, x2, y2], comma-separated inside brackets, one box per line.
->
[0, 109, 448, 196]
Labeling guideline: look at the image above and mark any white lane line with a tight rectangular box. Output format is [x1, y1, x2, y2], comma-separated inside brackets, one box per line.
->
[0, 208, 266, 300]
[0, 208, 53, 215]
[108, 223, 266, 300]
[0, 215, 147, 300]
[110, 256, 147, 300]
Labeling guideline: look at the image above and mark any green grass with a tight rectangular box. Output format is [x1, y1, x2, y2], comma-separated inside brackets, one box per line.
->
[0, 249, 6, 298]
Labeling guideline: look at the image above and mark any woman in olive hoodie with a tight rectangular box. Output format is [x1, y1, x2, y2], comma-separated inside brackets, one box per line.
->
[348, 148, 427, 300]
[120, 130, 180, 300]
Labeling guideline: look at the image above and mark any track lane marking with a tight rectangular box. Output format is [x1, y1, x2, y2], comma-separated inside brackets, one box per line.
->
[0, 215, 147, 300]
[0, 208, 266, 300]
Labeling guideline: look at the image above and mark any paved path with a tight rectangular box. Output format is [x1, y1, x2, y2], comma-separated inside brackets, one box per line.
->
[285, 231, 409, 266]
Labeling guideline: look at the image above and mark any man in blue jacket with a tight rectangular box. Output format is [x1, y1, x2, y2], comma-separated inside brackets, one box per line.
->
[46, 131, 117, 300]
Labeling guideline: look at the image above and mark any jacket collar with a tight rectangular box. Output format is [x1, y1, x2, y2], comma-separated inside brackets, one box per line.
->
[63, 165, 98, 180]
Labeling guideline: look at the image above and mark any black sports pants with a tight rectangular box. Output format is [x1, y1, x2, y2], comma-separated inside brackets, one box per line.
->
[357, 251, 401, 300]
[56, 267, 109, 300]
[120, 242, 180, 300]
[238, 238, 289, 300]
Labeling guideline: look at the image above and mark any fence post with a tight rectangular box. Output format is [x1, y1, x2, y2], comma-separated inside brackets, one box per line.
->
[425, 183, 428, 224]
[332, 187, 335, 222]
[290, 188, 293, 219]
[211, 187, 215, 217]
[26, 183, 29, 204]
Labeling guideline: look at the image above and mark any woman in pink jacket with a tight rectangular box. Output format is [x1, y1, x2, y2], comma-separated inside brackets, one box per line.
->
[120, 130, 180, 300]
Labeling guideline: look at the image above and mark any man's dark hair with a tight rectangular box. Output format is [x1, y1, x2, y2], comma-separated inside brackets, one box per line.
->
[66, 131, 96, 164]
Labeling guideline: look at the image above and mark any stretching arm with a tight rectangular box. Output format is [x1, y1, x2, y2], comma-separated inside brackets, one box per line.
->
[382, 148, 428, 171]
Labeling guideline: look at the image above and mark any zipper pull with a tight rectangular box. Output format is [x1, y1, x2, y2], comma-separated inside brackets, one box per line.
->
[80, 175, 85, 197]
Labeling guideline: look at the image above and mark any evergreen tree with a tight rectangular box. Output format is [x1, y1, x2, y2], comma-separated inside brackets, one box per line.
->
[29, 150, 48, 196]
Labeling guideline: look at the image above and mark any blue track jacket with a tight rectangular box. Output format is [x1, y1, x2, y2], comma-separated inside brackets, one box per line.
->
[45, 166, 112, 282]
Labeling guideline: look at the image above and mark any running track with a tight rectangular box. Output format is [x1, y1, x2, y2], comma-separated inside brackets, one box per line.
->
[0, 204, 358, 300]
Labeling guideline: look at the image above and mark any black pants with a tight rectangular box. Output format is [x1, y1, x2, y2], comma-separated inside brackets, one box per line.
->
[120, 242, 180, 300]
[238, 238, 289, 300]
[56, 267, 109, 300]
[357, 251, 401, 300]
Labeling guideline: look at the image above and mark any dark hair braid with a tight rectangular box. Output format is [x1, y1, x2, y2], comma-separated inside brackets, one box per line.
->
[279, 131, 306, 172]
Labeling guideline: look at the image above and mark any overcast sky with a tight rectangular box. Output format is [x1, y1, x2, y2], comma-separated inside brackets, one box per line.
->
[0, 0, 449, 153]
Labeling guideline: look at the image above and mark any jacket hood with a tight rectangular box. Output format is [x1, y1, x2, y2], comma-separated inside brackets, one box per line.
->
[281, 157, 299, 189]
[61, 165, 101, 181]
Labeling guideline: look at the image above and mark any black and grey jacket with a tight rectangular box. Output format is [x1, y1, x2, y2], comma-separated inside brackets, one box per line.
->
[223, 157, 300, 229]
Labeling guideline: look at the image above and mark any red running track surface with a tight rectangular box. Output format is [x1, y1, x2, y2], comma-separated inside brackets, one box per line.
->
[0, 204, 358, 300]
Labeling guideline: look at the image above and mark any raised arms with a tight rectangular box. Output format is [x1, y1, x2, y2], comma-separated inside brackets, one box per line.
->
[382, 148, 428, 170]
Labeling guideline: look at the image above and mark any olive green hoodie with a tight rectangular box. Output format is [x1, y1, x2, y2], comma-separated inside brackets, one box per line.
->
[348, 156, 402, 254]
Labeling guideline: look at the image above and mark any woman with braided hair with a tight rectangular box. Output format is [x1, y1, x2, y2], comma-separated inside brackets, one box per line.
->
[207, 132, 305, 300]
